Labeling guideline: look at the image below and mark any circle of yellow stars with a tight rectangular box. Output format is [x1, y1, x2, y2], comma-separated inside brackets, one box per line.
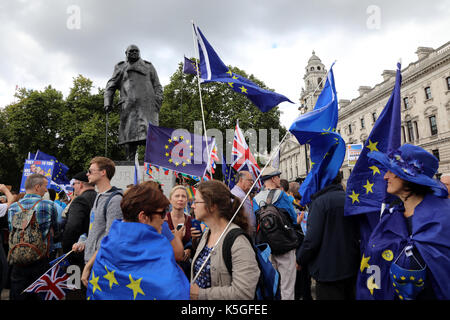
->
[164, 135, 193, 167]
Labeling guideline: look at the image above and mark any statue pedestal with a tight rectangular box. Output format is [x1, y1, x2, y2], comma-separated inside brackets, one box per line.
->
[111, 161, 176, 197]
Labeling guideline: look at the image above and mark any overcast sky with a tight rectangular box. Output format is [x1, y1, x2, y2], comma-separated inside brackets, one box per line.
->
[1, 0, 449, 129]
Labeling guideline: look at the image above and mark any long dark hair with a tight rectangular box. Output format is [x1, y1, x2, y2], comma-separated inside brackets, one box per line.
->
[403, 180, 433, 201]
[197, 180, 249, 233]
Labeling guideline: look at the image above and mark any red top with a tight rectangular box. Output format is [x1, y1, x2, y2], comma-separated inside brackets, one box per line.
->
[166, 212, 192, 246]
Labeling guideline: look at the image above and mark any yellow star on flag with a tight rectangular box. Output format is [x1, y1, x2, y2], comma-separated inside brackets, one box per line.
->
[369, 165, 381, 176]
[367, 274, 379, 295]
[168, 138, 172, 143]
[164, 145, 169, 149]
[228, 82, 234, 88]
[366, 139, 379, 152]
[239, 85, 248, 94]
[349, 190, 360, 204]
[89, 271, 102, 295]
[232, 75, 238, 80]
[226, 70, 233, 76]
[103, 266, 119, 289]
[126, 274, 145, 300]
[165, 152, 169, 157]
[360, 254, 371, 272]
[168, 158, 173, 163]
[182, 162, 186, 167]
[363, 180, 374, 194]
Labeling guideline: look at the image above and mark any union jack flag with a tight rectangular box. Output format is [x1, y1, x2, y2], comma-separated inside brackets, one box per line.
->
[231, 121, 262, 188]
[24, 263, 74, 300]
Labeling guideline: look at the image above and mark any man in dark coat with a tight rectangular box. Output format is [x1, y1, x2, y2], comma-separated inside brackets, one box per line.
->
[296, 172, 360, 300]
[104, 45, 163, 160]
[62, 172, 97, 268]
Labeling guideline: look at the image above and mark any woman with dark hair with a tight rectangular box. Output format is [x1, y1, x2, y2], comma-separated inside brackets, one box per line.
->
[357, 144, 450, 300]
[190, 180, 260, 300]
[83, 182, 189, 300]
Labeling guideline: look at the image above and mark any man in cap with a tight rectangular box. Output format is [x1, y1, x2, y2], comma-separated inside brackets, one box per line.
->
[253, 167, 298, 300]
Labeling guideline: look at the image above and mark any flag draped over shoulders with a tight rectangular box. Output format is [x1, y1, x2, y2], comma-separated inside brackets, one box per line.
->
[357, 195, 450, 300]
[289, 63, 345, 205]
[192, 23, 293, 113]
[87, 220, 190, 300]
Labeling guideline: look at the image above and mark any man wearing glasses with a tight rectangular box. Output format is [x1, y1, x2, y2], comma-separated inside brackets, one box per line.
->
[72, 157, 123, 289]
[230, 171, 256, 241]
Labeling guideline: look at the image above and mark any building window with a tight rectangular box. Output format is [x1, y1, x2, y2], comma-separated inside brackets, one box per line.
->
[414, 121, 419, 140]
[401, 126, 406, 143]
[432, 149, 440, 161]
[447, 77, 450, 90]
[348, 124, 352, 134]
[425, 87, 432, 100]
[361, 117, 365, 129]
[406, 120, 414, 141]
[403, 97, 409, 109]
[318, 78, 323, 88]
[429, 115, 438, 135]
[372, 112, 377, 123]
[310, 67, 314, 71]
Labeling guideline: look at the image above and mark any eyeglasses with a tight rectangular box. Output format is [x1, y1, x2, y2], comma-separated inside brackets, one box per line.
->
[87, 168, 102, 175]
[192, 200, 205, 205]
[148, 208, 169, 218]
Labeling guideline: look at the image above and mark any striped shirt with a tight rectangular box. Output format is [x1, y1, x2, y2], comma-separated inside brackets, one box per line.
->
[8, 194, 59, 243]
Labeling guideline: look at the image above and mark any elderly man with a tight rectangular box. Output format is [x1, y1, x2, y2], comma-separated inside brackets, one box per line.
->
[440, 174, 450, 198]
[230, 171, 256, 240]
[253, 167, 298, 300]
[104, 44, 163, 160]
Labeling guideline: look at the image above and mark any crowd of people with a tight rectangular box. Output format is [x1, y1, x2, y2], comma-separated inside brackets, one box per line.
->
[1, 143, 449, 300]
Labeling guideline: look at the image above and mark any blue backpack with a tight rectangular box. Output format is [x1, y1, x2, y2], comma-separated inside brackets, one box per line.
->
[222, 228, 281, 300]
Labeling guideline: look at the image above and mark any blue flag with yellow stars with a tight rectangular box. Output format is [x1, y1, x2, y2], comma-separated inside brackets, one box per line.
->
[222, 152, 238, 189]
[32, 150, 70, 185]
[183, 56, 198, 75]
[87, 220, 190, 300]
[192, 23, 293, 113]
[344, 63, 402, 248]
[289, 63, 346, 206]
[144, 123, 214, 179]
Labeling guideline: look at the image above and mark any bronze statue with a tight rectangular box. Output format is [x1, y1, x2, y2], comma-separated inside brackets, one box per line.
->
[104, 45, 163, 161]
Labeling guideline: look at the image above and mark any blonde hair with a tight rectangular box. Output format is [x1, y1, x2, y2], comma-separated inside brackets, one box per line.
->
[169, 185, 188, 200]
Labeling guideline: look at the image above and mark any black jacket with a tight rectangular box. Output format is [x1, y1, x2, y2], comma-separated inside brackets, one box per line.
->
[297, 184, 360, 282]
[62, 189, 97, 266]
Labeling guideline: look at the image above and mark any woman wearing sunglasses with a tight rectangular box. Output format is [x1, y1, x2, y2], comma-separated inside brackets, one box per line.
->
[82, 182, 189, 300]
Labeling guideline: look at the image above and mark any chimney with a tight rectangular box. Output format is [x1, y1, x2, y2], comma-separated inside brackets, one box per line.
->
[415, 47, 434, 60]
[339, 99, 350, 108]
[381, 70, 396, 81]
[358, 86, 372, 96]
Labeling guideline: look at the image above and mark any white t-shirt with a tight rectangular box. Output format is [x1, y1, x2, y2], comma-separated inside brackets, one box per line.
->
[0, 203, 7, 218]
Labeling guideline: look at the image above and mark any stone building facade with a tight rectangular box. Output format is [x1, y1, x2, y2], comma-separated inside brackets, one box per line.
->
[280, 41, 450, 183]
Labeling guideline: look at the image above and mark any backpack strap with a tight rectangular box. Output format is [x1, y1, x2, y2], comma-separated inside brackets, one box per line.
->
[102, 189, 123, 219]
[222, 228, 254, 275]
[266, 189, 277, 205]
[17, 199, 42, 229]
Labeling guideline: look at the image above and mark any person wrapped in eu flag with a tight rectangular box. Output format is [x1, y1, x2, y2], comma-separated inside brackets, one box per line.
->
[86, 182, 190, 300]
[357, 144, 450, 300]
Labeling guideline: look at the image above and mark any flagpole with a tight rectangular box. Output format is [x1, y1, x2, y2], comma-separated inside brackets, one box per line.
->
[22, 250, 74, 294]
[192, 130, 290, 284]
[191, 21, 211, 168]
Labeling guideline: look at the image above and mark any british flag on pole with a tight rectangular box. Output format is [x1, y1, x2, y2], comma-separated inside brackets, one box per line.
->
[231, 120, 262, 188]
[24, 263, 75, 300]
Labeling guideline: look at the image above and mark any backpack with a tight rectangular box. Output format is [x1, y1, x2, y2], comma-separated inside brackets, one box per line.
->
[222, 228, 281, 300]
[8, 200, 50, 265]
[255, 189, 301, 255]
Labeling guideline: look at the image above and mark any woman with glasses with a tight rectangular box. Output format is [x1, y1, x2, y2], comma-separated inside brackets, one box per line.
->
[83, 182, 189, 300]
[190, 180, 260, 300]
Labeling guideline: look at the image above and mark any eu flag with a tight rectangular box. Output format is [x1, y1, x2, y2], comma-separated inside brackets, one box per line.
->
[222, 152, 238, 190]
[289, 63, 346, 205]
[183, 56, 198, 75]
[192, 23, 293, 113]
[344, 63, 402, 245]
[87, 220, 190, 300]
[32, 150, 70, 185]
[144, 123, 214, 179]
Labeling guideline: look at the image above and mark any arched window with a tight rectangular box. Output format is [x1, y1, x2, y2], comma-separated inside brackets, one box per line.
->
[318, 78, 323, 88]
[310, 67, 314, 71]
[317, 66, 321, 70]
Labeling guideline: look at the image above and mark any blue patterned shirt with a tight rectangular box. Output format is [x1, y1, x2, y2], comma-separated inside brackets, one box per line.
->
[193, 245, 213, 289]
[8, 194, 59, 244]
